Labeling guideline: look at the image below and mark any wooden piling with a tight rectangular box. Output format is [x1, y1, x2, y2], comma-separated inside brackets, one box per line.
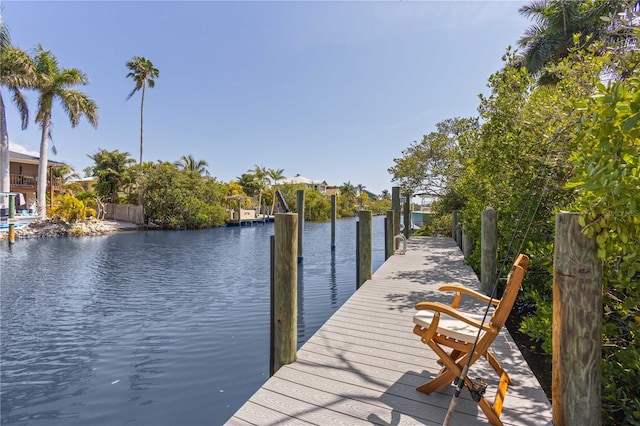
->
[552, 212, 602, 426]
[385, 210, 394, 259]
[296, 190, 304, 262]
[330, 194, 336, 250]
[8, 194, 15, 244]
[269, 235, 275, 376]
[357, 210, 372, 288]
[272, 213, 298, 374]
[481, 206, 497, 295]
[452, 210, 459, 241]
[392, 187, 400, 248]
[403, 192, 411, 239]
[356, 221, 360, 287]
[462, 227, 473, 259]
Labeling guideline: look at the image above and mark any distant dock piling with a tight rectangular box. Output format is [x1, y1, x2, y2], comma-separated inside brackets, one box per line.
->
[392, 187, 400, 249]
[330, 194, 336, 250]
[481, 206, 497, 295]
[403, 192, 411, 238]
[385, 210, 394, 259]
[297, 190, 304, 262]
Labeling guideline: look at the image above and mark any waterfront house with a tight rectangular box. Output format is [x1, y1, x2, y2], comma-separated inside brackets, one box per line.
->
[4, 151, 65, 212]
[277, 174, 328, 193]
[67, 176, 99, 192]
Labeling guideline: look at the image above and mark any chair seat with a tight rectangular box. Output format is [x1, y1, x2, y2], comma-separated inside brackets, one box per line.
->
[413, 310, 487, 342]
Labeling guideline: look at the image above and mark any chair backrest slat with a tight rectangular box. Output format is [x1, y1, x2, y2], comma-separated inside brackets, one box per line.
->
[490, 254, 529, 329]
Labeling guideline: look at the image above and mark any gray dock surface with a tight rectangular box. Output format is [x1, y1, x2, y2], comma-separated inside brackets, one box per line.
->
[227, 237, 552, 425]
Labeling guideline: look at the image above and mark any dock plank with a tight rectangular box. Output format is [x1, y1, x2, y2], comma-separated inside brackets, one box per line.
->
[227, 237, 552, 426]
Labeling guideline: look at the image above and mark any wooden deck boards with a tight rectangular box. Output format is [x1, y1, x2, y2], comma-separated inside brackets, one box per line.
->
[227, 237, 552, 426]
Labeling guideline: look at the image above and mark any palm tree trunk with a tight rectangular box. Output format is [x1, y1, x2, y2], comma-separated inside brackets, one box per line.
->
[37, 115, 51, 218]
[140, 82, 145, 165]
[0, 93, 10, 193]
[138, 82, 146, 206]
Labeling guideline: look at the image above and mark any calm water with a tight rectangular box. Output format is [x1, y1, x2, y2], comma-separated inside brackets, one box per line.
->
[0, 216, 385, 426]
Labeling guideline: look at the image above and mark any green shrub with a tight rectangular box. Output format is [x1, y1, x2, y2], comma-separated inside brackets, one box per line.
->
[49, 194, 88, 222]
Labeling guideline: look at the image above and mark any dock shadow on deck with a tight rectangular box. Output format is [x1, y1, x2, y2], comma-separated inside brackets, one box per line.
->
[227, 237, 552, 426]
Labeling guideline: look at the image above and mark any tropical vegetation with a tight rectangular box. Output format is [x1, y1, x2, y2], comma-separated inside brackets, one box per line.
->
[6, 2, 638, 421]
[32, 45, 98, 217]
[0, 20, 36, 193]
[389, 1, 639, 423]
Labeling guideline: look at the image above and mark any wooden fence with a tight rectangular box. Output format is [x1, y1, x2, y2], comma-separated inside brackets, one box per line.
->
[103, 203, 144, 225]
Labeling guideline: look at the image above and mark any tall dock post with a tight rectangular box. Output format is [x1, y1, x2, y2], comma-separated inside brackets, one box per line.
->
[385, 209, 394, 259]
[392, 187, 400, 248]
[357, 210, 372, 289]
[8, 194, 15, 244]
[270, 213, 298, 375]
[330, 194, 336, 250]
[481, 206, 497, 295]
[296, 189, 304, 262]
[552, 212, 602, 426]
[402, 192, 411, 239]
[452, 209, 459, 241]
[462, 228, 473, 259]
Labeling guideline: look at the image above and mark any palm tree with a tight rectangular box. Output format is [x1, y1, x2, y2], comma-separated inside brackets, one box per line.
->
[339, 181, 357, 212]
[340, 181, 357, 199]
[174, 154, 209, 175]
[517, 0, 623, 80]
[52, 164, 82, 194]
[88, 149, 135, 204]
[267, 167, 285, 214]
[250, 164, 269, 216]
[0, 21, 38, 192]
[126, 56, 159, 166]
[33, 45, 98, 217]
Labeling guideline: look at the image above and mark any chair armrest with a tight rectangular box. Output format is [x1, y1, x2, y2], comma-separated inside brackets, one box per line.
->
[415, 301, 491, 331]
[438, 285, 499, 308]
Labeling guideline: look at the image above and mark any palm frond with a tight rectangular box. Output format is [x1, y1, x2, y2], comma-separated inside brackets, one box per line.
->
[57, 89, 99, 128]
[10, 87, 29, 129]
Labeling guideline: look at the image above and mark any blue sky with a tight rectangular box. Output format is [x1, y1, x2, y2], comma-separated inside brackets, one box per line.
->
[2, 1, 529, 195]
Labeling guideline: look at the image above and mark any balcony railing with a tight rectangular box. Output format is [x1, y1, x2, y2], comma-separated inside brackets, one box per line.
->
[10, 174, 62, 191]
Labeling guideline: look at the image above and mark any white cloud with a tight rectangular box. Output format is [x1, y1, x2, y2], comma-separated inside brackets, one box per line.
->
[9, 142, 39, 157]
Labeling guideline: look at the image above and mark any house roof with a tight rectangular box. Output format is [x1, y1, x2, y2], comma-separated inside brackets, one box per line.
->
[67, 176, 98, 183]
[278, 174, 328, 186]
[9, 151, 67, 167]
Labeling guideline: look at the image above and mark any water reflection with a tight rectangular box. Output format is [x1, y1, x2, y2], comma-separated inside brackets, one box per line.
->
[1, 216, 385, 425]
[330, 250, 337, 307]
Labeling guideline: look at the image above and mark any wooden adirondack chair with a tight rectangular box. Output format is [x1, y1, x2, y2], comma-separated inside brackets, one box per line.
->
[412, 254, 529, 426]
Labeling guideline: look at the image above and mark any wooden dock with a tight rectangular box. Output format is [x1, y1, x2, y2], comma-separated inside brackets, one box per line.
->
[227, 237, 552, 425]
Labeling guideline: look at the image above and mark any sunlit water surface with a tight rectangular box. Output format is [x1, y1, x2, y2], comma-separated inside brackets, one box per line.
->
[1, 216, 385, 425]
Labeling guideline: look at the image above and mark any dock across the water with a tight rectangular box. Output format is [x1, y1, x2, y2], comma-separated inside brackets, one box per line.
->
[227, 237, 552, 425]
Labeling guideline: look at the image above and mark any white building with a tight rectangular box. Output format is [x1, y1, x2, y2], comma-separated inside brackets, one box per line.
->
[277, 174, 328, 193]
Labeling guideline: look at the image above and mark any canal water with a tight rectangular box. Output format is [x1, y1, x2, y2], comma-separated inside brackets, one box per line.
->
[0, 216, 386, 425]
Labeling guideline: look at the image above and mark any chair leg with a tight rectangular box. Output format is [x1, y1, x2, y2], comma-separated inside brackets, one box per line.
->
[416, 369, 456, 394]
[485, 351, 512, 385]
[475, 393, 505, 426]
[493, 371, 510, 417]
[417, 342, 466, 394]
